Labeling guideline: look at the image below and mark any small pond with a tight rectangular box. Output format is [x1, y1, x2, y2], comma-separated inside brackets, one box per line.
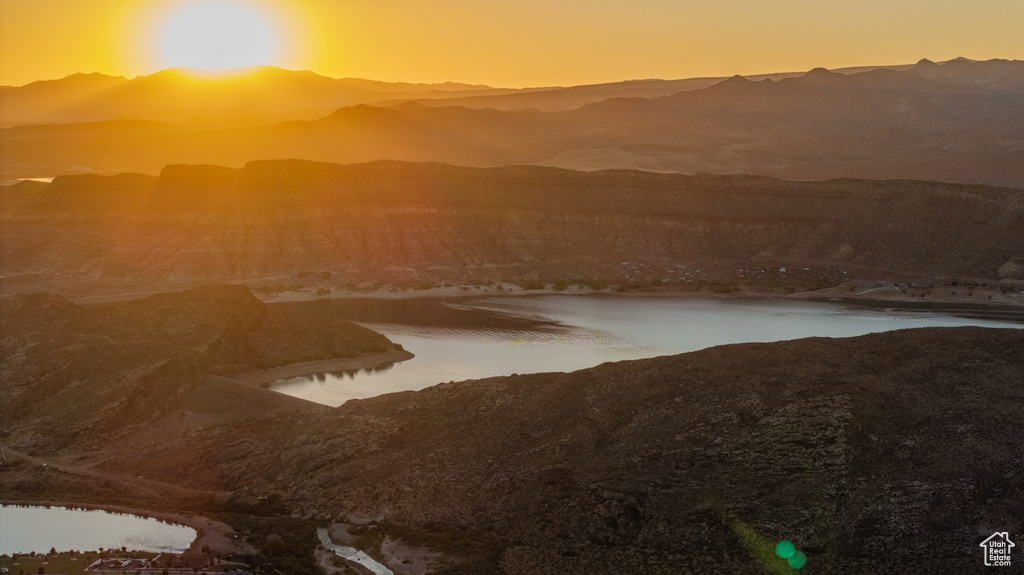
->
[0, 506, 195, 555]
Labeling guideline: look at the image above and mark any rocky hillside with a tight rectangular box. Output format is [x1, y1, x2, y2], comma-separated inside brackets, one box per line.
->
[0, 285, 396, 453]
[2, 160, 1023, 298]
[2, 281, 1021, 572]
[67, 326, 1024, 574]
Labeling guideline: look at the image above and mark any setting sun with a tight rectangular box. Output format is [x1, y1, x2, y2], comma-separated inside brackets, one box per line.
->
[157, 0, 278, 71]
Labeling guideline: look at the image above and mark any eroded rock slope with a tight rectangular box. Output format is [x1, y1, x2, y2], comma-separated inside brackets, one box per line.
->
[2, 160, 1022, 296]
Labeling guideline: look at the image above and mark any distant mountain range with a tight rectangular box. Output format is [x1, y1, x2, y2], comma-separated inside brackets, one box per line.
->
[2, 58, 1023, 187]
[0, 66, 503, 126]
[0, 62, 918, 125]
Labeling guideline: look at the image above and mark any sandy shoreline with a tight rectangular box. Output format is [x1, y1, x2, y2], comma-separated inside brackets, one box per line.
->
[232, 349, 415, 386]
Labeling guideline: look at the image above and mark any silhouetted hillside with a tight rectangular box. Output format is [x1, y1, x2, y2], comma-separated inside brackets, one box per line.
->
[3, 58, 1022, 186]
[0, 66, 499, 126]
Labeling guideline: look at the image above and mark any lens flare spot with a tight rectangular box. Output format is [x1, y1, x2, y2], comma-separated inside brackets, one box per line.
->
[787, 550, 807, 569]
[775, 540, 796, 559]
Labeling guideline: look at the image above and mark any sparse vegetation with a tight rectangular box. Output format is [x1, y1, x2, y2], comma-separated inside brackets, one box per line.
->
[225, 515, 323, 575]
[355, 522, 503, 575]
[580, 278, 609, 291]
[706, 281, 739, 294]
[349, 523, 386, 561]
[514, 279, 546, 290]
[330, 556, 362, 575]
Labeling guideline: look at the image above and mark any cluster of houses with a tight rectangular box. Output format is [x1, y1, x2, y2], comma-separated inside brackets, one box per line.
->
[86, 553, 213, 572]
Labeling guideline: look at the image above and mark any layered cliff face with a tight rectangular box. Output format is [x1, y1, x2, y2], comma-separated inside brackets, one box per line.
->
[2, 160, 1022, 296]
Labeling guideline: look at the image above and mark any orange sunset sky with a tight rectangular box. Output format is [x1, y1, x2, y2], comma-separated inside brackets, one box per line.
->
[1, 0, 1023, 88]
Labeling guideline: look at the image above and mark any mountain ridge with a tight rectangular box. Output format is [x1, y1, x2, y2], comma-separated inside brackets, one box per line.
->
[2, 58, 1000, 125]
[4, 58, 1021, 187]
[0, 65, 506, 126]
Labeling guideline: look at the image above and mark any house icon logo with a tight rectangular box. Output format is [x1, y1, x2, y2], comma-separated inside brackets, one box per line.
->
[980, 532, 1014, 567]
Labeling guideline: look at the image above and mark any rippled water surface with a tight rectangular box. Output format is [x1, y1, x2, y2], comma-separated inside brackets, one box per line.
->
[271, 295, 1023, 406]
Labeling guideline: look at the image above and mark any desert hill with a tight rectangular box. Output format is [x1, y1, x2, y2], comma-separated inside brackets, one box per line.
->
[2, 58, 1022, 187]
[242, 326, 1024, 573]
[0, 285, 399, 453]
[5, 322, 1022, 573]
[2, 160, 1022, 297]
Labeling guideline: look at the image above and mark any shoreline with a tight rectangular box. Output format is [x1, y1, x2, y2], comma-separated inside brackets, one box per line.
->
[34, 278, 1024, 317]
[0, 500, 255, 555]
[232, 349, 415, 387]
[256, 282, 1024, 310]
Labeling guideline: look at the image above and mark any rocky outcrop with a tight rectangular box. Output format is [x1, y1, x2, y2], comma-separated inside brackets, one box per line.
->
[999, 256, 1024, 280]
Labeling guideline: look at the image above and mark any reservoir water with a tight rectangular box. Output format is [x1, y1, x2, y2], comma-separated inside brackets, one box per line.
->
[0, 506, 195, 554]
[270, 295, 1024, 406]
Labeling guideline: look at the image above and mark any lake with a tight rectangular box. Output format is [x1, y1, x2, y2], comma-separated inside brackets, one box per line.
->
[270, 295, 1024, 406]
[0, 506, 195, 555]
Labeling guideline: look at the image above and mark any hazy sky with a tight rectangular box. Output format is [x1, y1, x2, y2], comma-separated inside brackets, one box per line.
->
[1, 0, 1023, 87]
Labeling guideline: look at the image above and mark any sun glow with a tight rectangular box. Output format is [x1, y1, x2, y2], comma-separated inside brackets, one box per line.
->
[157, 1, 280, 71]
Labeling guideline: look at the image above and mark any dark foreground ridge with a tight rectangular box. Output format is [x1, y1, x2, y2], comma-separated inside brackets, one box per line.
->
[3, 300, 1023, 573]
[3, 160, 1023, 298]
[0, 285, 399, 453]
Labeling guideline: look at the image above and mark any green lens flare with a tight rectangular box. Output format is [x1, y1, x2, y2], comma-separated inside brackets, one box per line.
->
[787, 550, 807, 569]
[775, 540, 795, 559]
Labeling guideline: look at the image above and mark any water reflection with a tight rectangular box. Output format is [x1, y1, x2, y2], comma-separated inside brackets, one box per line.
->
[299, 361, 400, 384]
[269, 295, 1024, 406]
[0, 506, 195, 554]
